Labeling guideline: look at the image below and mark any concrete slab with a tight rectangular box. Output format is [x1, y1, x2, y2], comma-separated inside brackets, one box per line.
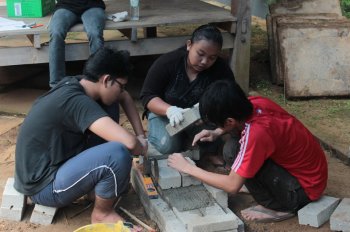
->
[278, 20, 350, 98]
[269, 0, 342, 16]
[297, 195, 340, 227]
[330, 198, 350, 232]
[173, 203, 239, 232]
[162, 185, 215, 212]
[204, 183, 228, 209]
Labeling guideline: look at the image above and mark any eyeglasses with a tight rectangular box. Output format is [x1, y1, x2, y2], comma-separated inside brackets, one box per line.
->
[111, 78, 127, 92]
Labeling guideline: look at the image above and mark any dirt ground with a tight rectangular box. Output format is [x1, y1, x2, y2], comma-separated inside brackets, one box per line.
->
[1, 17, 350, 232]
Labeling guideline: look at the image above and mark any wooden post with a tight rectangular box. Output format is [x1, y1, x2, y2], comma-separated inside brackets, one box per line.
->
[230, 0, 251, 94]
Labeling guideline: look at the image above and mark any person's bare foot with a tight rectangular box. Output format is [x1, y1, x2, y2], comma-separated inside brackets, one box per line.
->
[241, 205, 294, 223]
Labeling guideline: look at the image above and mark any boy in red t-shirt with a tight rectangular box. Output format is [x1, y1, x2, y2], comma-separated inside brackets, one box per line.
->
[168, 79, 328, 223]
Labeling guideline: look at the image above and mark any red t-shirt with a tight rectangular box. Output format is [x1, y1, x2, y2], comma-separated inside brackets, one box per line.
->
[232, 96, 328, 200]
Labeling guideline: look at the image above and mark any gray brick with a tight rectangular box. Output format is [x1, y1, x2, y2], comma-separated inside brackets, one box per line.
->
[330, 198, 350, 232]
[30, 204, 58, 225]
[181, 157, 201, 187]
[1, 179, 26, 209]
[151, 159, 181, 189]
[298, 195, 340, 227]
[166, 103, 200, 136]
[0, 206, 25, 222]
[204, 183, 228, 209]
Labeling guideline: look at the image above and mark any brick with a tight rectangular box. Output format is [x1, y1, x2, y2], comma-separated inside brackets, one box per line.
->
[330, 198, 350, 231]
[166, 103, 200, 136]
[0, 177, 26, 222]
[30, 204, 58, 225]
[181, 157, 201, 187]
[0, 207, 25, 222]
[204, 183, 228, 209]
[173, 203, 239, 232]
[1, 179, 26, 209]
[298, 195, 340, 227]
[151, 159, 181, 189]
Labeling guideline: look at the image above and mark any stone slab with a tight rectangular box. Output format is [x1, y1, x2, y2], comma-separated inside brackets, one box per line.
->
[173, 203, 239, 232]
[298, 195, 340, 227]
[30, 204, 58, 225]
[163, 185, 215, 212]
[166, 103, 200, 136]
[204, 183, 228, 209]
[269, 0, 342, 16]
[278, 20, 350, 98]
[268, 14, 342, 85]
[330, 198, 350, 232]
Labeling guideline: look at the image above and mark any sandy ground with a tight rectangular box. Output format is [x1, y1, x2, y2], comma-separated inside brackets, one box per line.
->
[1, 15, 350, 232]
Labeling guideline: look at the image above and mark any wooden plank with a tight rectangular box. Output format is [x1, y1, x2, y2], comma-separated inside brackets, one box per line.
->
[0, 0, 236, 37]
[230, 0, 251, 93]
[0, 33, 235, 66]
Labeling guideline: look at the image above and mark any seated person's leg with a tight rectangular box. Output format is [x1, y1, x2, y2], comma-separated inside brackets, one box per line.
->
[49, 9, 80, 87]
[242, 159, 311, 222]
[147, 112, 184, 154]
[81, 7, 105, 54]
[30, 142, 132, 222]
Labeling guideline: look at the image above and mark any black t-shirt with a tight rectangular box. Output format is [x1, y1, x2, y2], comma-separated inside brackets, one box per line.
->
[14, 77, 108, 195]
[140, 46, 235, 110]
[55, 0, 105, 15]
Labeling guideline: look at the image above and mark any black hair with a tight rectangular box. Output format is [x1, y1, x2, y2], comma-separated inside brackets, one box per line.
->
[199, 79, 253, 127]
[190, 24, 223, 48]
[83, 47, 131, 82]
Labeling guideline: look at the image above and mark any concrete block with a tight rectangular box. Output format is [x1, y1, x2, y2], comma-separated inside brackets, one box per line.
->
[0, 207, 25, 222]
[30, 204, 58, 225]
[330, 198, 350, 231]
[1, 178, 26, 209]
[151, 159, 181, 189]
[181, 157, 201, 187]
[166, 103, 200, 136]
[298, 195, 340, 227]
[173, 203, 239, 232]
[204, 183, 228, 209]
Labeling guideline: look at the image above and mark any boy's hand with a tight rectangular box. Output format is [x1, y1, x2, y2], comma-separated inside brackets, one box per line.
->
[168, 153, 192, 174]
[192, 129, 219, 146]
[137, 135, 148, 156]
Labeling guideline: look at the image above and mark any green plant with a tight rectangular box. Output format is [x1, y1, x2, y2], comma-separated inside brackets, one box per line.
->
[341, 0, 350, 18]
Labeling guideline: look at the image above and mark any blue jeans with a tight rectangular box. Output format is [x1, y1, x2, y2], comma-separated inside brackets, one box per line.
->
[30, 142, 132, 207]
[49, 8, 105, 87]
[147, 112, 221, 154]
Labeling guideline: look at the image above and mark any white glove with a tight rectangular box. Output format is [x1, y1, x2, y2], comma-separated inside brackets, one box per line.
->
[107, 11, 128, 22]
[166, 106, 185, 127]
